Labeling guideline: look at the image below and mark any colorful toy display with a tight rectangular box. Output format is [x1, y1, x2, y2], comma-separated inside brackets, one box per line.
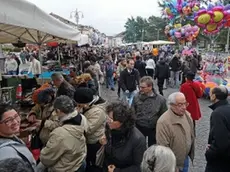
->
[162, 0, 200, 23]
[162, 0, 230, 37]
[195, 5, 227, 34]
[194, 52, 230, 96]
[165, 24, 200, 43]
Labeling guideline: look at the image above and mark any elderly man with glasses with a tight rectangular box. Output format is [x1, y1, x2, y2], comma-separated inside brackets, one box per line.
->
[156, 92, 195, 172]
[0, 104, 37, 171]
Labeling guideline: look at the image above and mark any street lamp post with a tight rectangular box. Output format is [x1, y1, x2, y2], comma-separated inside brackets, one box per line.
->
[70, 9, 84, 25]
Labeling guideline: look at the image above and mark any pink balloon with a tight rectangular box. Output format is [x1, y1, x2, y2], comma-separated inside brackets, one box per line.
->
[197, 9, 207, 15]
[175, 32, 182, 38]
[185, 32, 190, 37]
[192, 26, 198, 32]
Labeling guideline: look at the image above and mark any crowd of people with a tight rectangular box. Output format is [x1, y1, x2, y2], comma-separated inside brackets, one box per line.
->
[0, 46, 229, 172]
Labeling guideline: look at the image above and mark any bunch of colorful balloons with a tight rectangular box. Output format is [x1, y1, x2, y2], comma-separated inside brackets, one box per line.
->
[163, 0, 200, 23]
[195, 5, 228, 34]
[165, 24, 200, 43]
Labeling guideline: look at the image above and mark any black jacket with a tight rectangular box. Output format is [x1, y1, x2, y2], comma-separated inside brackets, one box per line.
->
[120, 68, 140, 92]
[155, 60, 170, 79]
[57, 81, 75, 99]
[132, 93, 167, 128]
[169, 56, 181, 72]
[134, 60, 147, 77]
[205, 100, 230, 171]
[104, 127, 146, 172]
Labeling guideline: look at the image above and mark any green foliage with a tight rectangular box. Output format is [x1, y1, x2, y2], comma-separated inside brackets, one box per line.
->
[124, 15, 167, 43]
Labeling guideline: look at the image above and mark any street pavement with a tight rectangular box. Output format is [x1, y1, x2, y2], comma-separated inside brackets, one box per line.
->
[101, 85, 211, 172]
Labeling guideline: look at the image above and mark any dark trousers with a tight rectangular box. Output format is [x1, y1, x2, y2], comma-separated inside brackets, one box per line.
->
[117, 79, 121, 97]
[86, 142, 103, 172]
[146, 69, 154, 78]
[157, 78, 165, 96]
[136, 124, 156, 147]
[76, 160, 86, 172]
[205, 162, 230, 172]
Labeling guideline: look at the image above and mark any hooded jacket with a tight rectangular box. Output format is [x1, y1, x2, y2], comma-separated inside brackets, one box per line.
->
[0, 136, 37, 171]
[83, 96, 107, 144]
[40, 111, 88, 172]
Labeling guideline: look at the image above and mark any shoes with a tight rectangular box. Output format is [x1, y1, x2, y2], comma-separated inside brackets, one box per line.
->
[111, 88, 115, 91]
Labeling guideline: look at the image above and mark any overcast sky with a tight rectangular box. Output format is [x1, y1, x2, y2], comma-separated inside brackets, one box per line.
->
[27, 0, 161, 36]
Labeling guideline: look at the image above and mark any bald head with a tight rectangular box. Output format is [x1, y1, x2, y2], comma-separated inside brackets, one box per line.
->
[211, 86, 228, 101]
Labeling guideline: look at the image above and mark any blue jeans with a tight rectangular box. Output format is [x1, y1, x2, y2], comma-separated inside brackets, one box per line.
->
[170, 71, 180, 87]
[106, 76, 114, 89]
[122, 90, 137, 106]
[179, 157, 189, 172]
[7, 71, 17, 75]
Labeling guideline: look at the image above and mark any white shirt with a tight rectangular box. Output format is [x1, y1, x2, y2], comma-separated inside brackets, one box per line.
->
[28, 58, 41, 75]
[5, 59, 18, 72]
[146, 59, 155, 69]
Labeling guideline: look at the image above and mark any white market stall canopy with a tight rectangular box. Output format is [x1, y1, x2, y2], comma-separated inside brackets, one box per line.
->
[0, 0, 81, 44]
[148, 40, 175, 45]
[78, 34, 91, 46]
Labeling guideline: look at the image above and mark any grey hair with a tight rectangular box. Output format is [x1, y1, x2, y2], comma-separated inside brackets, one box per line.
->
[54, 95, 75, 114]
[167, 92, 185, 106]
[51, 73, 64, 81]
[141, 145, 176, 172]
[140, 76, 154, 87]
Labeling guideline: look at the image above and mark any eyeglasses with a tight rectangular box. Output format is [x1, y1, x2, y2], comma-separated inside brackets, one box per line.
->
[0, 114, 20, 125]
[174, 102, 189, 107]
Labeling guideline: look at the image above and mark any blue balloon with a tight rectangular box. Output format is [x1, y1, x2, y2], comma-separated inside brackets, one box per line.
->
[170, 30, 174, 36]
[225, 4, 230, 10]
[182, 2, 187, 8]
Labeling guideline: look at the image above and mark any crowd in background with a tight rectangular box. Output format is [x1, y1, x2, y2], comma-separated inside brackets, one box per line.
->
[0, 45, 229, 172]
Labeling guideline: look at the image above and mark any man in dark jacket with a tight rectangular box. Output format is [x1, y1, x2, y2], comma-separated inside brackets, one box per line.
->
[120, 59, 140, 106]
[132, 76, 167, 147]
[169, 54, 182, 87]
[51, 73, 75, 99]
[205, 86, 230, 172]
[134, 56, 147, 77]
[154, 58, 170, 95]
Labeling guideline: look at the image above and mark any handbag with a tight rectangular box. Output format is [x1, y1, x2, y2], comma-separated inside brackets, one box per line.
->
[95, 145, 105, 167]
[30, 120, 46, 161]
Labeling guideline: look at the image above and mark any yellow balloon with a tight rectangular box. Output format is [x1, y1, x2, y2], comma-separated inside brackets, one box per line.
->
[193, 5, 199, 12]
[207, 23, 217, 31]
[198, 14, 211, 25]
[174, 23, 182, 29]
[166, 8, 172, 15]
[213, 11, 224, 23]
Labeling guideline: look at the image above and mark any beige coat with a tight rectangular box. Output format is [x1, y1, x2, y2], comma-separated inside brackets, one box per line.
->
[29, 104, 59, 145]
[84, 104, 107, 144]
[40, 112, 87, 172]
[156, 109, 195, 169]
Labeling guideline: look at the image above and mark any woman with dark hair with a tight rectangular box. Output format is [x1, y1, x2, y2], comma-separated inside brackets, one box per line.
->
[103, 102, 146, 172]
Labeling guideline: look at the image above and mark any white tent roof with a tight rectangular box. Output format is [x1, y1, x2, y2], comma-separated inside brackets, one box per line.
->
[0, 0, 81, 44]
[148, 40, 175, 45]
[78, 34, 91, 46]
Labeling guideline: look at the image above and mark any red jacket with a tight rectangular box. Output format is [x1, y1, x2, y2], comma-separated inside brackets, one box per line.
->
[180, 80, 203, 120]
